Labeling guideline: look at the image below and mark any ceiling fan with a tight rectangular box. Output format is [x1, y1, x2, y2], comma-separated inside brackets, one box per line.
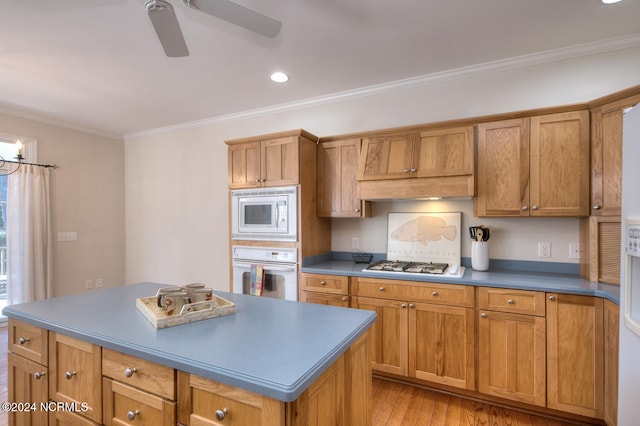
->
[145, 0, 282, 57]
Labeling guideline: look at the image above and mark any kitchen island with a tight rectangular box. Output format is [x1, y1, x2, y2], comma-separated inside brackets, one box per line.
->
[4, 282, 376, 425]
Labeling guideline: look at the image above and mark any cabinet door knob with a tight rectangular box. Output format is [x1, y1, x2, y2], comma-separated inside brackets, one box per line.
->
[521, 206, 529, 211]
[216, 408, 229, 421]
[379, 287, 385, 292]
[410, 168, 417, 173]
[548, 295, 556, 301]
[124, 367, 137, 378]
[593, 204, 601, 210]
[18, 337, 30, 345]
[507, 299, 514, 304]
[481, 312, 487, 318]
[34, 371, 46, 380]
[127, 410, 140, 421]
[403, 168, 409, 173]
[432, 291, 438, 296]
[355, 208, 360, 213]
[532, 205, 539, 210]
[320, 281, 326, 286]
[409, 303, 415, 309]
[341, 297, 347, 302]
[65, 371, 77, 380]
[401, 303, 407, 309]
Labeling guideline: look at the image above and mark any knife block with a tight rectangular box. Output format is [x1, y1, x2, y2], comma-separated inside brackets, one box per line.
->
[471, 241, 489, 271]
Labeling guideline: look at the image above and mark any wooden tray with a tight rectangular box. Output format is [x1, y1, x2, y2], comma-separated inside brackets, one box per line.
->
[136, 293, 236, 329]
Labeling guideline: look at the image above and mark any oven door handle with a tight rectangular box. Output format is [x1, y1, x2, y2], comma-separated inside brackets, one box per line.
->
[232, 260, 297, 272]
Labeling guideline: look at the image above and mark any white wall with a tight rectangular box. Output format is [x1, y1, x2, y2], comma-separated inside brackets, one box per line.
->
[0, 113, 125, 296]
[124, 46, 640, 289]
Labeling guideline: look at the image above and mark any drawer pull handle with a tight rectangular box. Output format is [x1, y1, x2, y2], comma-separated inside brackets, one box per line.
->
[216, 408, 229, 421]
[432, 291, 438, 296]
[341, 297, 347, 302]
[124, 367, 137, 378]
[127, 410, 140, 421]
[548, 295, 556, 301]
[320, 281, 327, 285]
[34, 371, 46, 380]
[401, 303, 407, 309]
[481, 312, 487, 318]
[379, 287, 384, 292]
[18, 337, 30, 345]
[507, 299, 514, 304]
[65, 371, 76, 380]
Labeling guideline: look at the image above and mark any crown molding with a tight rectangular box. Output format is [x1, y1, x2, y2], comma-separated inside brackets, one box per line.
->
[125, 32, 640, 140]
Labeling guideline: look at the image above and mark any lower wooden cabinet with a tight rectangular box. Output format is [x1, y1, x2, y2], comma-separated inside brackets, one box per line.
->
[603, 300, 619, 426]
[353, 277, 475, 391]
[49, 332, 103, 424]
[299, 273, 350, 307]
[49, 410, 100, 425]
[478, 287, 546, 407]
[8, 352, 49, 426]
[547, 293, 604, 419]
[103, 378, 176, 425]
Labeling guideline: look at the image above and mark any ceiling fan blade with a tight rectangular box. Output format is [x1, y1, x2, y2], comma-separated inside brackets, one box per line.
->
[146, 0, 190, 57]
[184, 0, 282, 38]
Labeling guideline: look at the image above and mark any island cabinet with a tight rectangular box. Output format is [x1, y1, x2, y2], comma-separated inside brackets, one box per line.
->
[356, 126, 475, 200]
[317, 138, 371, 218]
[475, 110, 590, 217]
[352, 277, 476, 391]
[49, 332, 103, 424]
[102, 348, 177, 425]
[546, 293, 604, 419]
[8, 319, 49, 426]
[177, 332, 371, 426]
[477, 287, 547, 407]
[299, 272, 350, 307]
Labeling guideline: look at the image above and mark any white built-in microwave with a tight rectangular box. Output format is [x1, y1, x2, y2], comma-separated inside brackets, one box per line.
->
[231, 186, 297, 241]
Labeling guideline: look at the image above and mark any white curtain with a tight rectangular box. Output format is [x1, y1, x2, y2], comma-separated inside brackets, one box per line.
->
[7, 164, 52, 304]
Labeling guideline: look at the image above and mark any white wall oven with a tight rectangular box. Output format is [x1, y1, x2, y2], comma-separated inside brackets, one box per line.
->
[231, 186, 297, 242]
[231, 246, 298, 301]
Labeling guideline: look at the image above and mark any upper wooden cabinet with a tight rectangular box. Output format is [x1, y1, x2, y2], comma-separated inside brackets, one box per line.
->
[357, 126, 475, 199]
[476, 111, 590, 217]
[227, 135, 299, 188]
[317, 138, 371, 218]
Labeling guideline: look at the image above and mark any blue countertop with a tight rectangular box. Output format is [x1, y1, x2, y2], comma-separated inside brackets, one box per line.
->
[2, 282, 376, 402]
[302, 260, 620, 304]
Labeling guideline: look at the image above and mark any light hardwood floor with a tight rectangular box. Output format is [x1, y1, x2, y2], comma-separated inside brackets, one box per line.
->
[0, 325, 592, 426]
[372, 378, 590, 426]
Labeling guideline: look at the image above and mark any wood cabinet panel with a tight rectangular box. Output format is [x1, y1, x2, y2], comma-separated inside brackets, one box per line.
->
[300, 292, 349, 307]
[8, 352, 49, 426]
[476, 118, 530, 216]
[355, 278, 473, 307]
[300, 273, 349, 295]
[49, 410, 100, 425]
[227, 141, 261, 188]
[416, 126, 474, 178]
[410, 303, 475, 390]
[354, 296, 408, 376]
[530, 111, 590, 216]
[317, 138, 370, 217]
[9, 318, 49, 365]
[478, 310, 546, 407]
[49, 332, 102, 423]
[478, 287, 545, 316]
[580, 216, 621, 285]
[546, 294, 603, 418]
[103, 378, 176, 426]
[603, 300, 619, 426]
[261, 136, 299, 187]
[358, 132, 416, 180]
[102, 347, 176, 400]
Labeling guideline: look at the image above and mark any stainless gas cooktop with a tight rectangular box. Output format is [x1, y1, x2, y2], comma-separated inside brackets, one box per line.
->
[363, 260, 465, 278]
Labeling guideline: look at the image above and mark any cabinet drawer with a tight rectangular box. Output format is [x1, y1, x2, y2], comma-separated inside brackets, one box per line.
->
[103, 378, 176, 426]
[49, 410, 101, 425]
[300, 273, 349, 295]
[9, 319, 48, 365]
[182, 374, 283, 426]
[355, 278, 473, 307]
[103, 348, 176, 400]
[478, 287, 545, 316]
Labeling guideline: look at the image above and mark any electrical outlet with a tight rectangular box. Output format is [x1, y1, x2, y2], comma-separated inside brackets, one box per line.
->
[351, 237, 360, 250]
[569, 243, 580, 259]
[538, 242, 551, 258]
[58, 231, 78, 242]
[85, 279, 92, 290]
[95, 279, 103, 288]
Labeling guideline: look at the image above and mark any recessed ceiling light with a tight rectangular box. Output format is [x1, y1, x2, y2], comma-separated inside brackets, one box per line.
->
[602, 0, 622, 4]
[270, 72, 289, 83]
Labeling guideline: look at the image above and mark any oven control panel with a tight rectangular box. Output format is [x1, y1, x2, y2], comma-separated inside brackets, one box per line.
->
[232, 246, 298, 263]
[627, 217, 640, 257]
